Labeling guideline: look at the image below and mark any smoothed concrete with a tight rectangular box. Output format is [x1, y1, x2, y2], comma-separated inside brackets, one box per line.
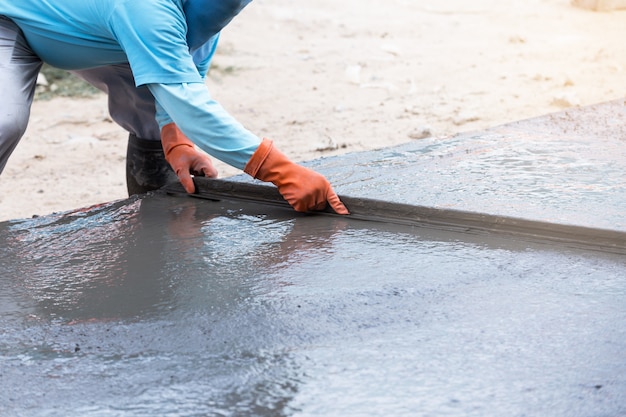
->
[305, 99, 626, 232]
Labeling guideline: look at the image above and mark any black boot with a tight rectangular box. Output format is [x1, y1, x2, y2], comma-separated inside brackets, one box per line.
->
[126, 134, 179, 196]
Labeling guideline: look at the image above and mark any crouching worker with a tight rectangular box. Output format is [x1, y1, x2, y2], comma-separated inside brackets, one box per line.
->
[0, 0, 348, 214]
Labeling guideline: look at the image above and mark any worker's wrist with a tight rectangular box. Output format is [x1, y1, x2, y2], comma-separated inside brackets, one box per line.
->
[161, 123, 195, 155]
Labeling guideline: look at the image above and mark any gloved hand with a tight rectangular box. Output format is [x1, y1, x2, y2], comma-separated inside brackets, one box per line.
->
[161, 122, 218, 193]
[244, 138, 349, 214]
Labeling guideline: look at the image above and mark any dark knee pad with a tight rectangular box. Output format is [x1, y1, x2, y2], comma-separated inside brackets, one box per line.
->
[125, 134, 178, 196]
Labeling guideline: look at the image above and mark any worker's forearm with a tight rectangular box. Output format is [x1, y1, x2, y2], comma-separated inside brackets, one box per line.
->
[148, 82, 259, 170]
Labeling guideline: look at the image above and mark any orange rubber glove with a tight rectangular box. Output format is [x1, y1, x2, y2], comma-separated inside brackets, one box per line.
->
[244, 138, 349, 214]
[161, 122, 218, 193]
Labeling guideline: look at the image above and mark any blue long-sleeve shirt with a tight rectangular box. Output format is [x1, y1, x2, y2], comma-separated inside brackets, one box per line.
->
[1, 0, 259, 169]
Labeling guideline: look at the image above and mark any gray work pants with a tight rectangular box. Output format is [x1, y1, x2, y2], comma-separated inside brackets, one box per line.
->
[0, 16, 42, 174]
[71, 65, 161, 140]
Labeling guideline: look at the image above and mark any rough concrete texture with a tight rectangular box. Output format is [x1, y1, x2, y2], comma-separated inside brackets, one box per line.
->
[1, 101, 625, 416]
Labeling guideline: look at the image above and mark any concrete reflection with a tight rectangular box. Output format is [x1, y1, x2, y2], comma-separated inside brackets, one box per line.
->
[0, 193, 350, 415]
[1, 192, 625, 416]
[0, 194, 348, 323]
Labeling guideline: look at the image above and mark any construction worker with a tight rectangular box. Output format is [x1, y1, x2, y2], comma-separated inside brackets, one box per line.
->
[0, 0, 349, 214]
[71, 0, 247, 196]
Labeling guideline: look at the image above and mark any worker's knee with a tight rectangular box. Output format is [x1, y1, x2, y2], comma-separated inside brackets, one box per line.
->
[0, 107, 29, 140]
[0, 108, 29, 173]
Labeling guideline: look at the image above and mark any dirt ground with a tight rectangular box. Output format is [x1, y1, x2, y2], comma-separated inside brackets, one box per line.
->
[1, 0, 625, 221]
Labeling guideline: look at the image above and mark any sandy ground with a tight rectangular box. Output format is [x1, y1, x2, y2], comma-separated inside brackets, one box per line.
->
[1, 0, 625, 222]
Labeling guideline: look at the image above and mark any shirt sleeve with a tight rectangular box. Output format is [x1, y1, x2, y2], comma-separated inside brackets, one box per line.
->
[148, 82, 260, 170]
[191, 34, 220, 78]
[110, 1, 202, 86]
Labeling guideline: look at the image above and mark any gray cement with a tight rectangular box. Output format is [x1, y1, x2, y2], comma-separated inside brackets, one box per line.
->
[1, 101, 625, 416]
[305, 99, 626, 232]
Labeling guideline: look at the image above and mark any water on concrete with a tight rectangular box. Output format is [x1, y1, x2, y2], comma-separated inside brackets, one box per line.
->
[1, 194, 625, 416]
[304, 99, 626, 231]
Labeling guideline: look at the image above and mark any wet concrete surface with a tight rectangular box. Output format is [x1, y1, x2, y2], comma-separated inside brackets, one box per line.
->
[1, 101, 626, 416]
[303, 99, 626, 232]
